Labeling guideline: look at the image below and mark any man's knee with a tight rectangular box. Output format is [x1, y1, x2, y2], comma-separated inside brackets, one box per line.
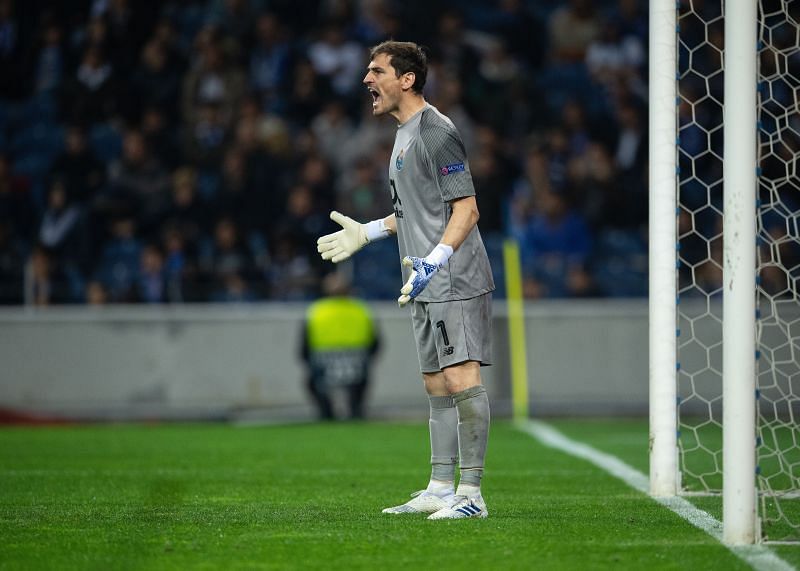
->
[442, 360, 482, 395]
[423, 372, 449, 396]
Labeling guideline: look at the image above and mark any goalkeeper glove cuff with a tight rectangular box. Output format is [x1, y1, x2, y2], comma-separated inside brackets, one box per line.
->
[397, 243, 454, 306]
[425, 243, 454, 268]
[364, 218, 391, 242]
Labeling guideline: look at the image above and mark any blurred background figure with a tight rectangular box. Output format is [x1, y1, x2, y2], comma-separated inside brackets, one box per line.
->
[300, 272, 380, 420]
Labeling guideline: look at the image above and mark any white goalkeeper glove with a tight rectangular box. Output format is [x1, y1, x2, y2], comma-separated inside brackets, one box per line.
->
[398, 243, 453, 306]
[317, 211, 390, 263]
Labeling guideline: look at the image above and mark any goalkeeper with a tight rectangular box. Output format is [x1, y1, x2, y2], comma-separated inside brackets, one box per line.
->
[317, 41, 494, 520]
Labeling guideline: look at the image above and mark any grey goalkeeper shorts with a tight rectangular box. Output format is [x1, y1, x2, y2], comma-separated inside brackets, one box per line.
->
[410, 292, 493, 374]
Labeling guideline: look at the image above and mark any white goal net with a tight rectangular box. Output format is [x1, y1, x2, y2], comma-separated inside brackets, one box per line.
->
[675, 0, 800, 542]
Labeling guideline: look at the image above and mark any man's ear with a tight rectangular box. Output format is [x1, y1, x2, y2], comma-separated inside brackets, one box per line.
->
[400, 72, 416, 92]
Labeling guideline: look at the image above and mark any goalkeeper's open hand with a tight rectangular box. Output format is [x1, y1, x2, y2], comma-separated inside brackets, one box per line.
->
[317, 211, 369, 263]
[397, 256, 440, 306]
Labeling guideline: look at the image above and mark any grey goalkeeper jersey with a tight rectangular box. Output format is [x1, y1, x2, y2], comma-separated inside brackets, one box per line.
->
[389, 103, 495, 302]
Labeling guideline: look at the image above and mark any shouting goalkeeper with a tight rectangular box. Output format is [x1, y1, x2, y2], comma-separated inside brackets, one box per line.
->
[317, 41, 494, 520]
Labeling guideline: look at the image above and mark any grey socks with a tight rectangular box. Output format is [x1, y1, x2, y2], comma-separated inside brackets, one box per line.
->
[453, 385, 490, 488]
[428, 386, 491, 489]
[428, 395, 459, 483]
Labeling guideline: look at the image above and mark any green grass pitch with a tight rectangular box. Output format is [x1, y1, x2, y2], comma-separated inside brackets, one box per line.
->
[1, 420, 797, 570]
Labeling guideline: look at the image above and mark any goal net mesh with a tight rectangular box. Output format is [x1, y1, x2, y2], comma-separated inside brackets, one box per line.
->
[676, 0, 800, 542]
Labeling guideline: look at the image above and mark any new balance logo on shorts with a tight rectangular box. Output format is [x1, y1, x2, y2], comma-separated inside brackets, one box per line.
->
[442, 346, 454, 356]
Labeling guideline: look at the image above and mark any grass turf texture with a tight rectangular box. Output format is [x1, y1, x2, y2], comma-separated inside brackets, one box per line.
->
[0, 421, 786, 570]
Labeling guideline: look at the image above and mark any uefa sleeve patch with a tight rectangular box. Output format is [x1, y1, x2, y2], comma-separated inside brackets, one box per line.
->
[439, 163, 466, 176]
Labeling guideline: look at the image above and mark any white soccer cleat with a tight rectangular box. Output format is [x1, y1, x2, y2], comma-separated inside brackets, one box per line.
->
[427, 494, 488, 520]
[382, 490, 453, 514]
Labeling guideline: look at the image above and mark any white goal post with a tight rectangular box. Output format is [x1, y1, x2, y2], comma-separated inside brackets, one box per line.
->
[649, 0, 759, 545]
[648, 0, 679, 500]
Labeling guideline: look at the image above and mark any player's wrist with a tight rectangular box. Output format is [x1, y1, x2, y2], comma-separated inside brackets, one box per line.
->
[425, 243, 454, 268]
[364, 219, 391, 242]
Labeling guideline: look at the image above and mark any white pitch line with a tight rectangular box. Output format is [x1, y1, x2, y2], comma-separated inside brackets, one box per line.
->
[518, 420, 795, 571]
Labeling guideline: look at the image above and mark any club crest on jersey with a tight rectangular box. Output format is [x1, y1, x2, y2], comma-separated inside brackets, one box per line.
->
[440, 162, 465, 176]
[395, 148, 406, 171]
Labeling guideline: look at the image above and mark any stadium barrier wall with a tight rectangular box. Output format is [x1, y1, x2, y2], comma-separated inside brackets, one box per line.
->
[0, 300, 652, 421]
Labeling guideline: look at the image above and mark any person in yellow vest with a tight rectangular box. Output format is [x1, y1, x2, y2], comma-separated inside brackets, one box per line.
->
[301, 272, 380, 420]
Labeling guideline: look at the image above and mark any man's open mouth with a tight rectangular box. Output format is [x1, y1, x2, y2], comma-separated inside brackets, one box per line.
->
[369, 88, 380, 104]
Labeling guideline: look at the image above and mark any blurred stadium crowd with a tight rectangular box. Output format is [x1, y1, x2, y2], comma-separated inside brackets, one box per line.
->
[0, 0, 650, 304]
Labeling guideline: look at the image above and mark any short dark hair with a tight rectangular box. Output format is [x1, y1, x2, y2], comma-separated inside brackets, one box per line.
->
[369, 41, 428, 94]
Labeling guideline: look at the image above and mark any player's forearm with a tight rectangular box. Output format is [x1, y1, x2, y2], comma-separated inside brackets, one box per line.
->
[441, 197, 479, 251]
[382, 213, 397, 236]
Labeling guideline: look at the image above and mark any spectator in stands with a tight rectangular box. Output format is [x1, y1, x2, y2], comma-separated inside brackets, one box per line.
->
[85, 279, 108, 304]
[212, 147, 253, 230]
[182, 101, 230, 169]
[231, 110, 285, 228]
[136, 243, 166, 303]
[472, 40, 521, 129]
[211, 272, 257, 302]
[278, 183, 328, 257]
[50, 125, 105, 205]
[249, 11, 292, 113]
[93, 0, 157, 72]
[335, 156, 388, 223]
[267, 231, 319, 301]
[38, 178, 89, 273]
[205, 0, 260, 46]
[351, 0, 401, 45]
[31, 17, 65, 95]
[476, 0, 546, 70]
[428, 9, 481, 96]
[547, 0, 601, 64]
[333, 102, 396, 175]
[0, 154, 34, 244]
[519, 189, 594, 298]
[509, 144, 552, 240]
[585, 17, 645, 95]
[127, 38, 182, 122]
[0, 220, 26, 303]
[160, 167, 207, 247]
[428, 72, 476, 153]
[285, 56, 332, 128]
[148, 15, 187, 90]
[567, 141, 618, 229]
[0, 0, 25, 98]
[94, 216, 142, 302]
[560, 100, 592, 158]
[306, 21, 364, 104]
[296, 152, 335, 214]
[24, 245, 71, 305]
[161, 224, 197, 302]
[470, 147, 509, 237]
[181, 27, 246, 128]
[311, 100, 355, 171]
[200, 216, 255, 295]
[61, 44, 118, 124]
[613, 0, 648, 44]
[107, 128, 170, 231]
[141, 106, 181, 169]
